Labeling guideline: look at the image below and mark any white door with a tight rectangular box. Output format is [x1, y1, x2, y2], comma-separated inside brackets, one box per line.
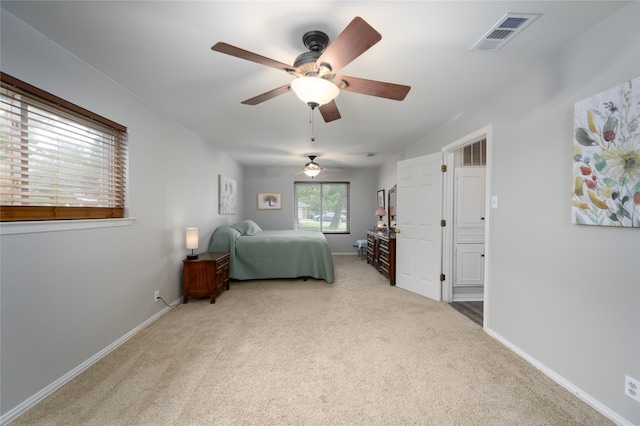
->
[453, 167, 486, 299]
[396, 153, 443, 300]
[455, 168, 486, 231]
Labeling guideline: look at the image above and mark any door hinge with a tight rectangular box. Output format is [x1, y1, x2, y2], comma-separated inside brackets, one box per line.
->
[440, 219, 446, 227]
[440, 273, 446, 282]
[441, 164, 447, 172]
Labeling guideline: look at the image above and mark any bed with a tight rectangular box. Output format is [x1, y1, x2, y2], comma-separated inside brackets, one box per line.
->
[207, 220, 334, 283]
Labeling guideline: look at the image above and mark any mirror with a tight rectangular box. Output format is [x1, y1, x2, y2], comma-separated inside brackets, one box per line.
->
[388, 184, 397, 230]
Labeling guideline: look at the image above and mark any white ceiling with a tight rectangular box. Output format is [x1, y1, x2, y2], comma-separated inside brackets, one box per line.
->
[1, 1, 630, 169]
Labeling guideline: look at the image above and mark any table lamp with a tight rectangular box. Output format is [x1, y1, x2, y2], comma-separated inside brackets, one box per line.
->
[375, 206, 386, 230]
[186, 227, 199, 260]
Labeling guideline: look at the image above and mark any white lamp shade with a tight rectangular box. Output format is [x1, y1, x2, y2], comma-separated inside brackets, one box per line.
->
[291, 77, 339, 107]
[375, 207, 386, 216]
[185, 227, 199, 250]
[304, 168, 321, 177]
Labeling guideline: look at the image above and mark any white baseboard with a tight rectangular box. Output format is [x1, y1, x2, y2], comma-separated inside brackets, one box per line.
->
[452, 295, 484, 302]
[0, 298, 180, 426]
[484, 327, 634, 426]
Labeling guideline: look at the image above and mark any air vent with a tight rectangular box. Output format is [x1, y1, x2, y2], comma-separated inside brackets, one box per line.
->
[470, 13, 541, 51]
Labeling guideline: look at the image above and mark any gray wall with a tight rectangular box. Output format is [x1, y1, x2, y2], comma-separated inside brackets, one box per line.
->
[0, 10, 244, 418]
[243, 166, 381, 254]
[401, 3, 639, 424]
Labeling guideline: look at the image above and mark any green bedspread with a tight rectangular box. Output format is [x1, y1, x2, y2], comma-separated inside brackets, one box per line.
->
[208, 224, 334, 283]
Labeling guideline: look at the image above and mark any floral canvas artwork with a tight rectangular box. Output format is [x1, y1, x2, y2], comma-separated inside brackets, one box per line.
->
[572, 77, 640, 227]
[218, 175, 237, 215]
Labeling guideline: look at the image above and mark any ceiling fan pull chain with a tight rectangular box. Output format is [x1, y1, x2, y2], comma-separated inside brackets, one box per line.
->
[310, 107, 316, 142]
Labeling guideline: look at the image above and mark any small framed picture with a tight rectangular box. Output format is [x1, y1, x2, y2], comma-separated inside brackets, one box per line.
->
[257, 192, 282, 210]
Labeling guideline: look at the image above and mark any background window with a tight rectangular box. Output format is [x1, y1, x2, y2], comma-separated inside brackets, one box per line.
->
[294, 181, 349, 234]
[1, 73, 128, 221]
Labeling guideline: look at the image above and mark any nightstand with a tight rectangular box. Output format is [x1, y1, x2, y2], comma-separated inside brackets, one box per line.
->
[182, 252, 230, 304]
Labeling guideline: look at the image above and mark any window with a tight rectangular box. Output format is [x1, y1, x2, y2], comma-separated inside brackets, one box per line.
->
[462, 139, 486, 166]
[294, 181, 349, 234]
[1, 73, 128, 221]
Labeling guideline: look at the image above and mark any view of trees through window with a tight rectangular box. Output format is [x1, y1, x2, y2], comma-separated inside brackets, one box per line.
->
[294, 181, 349, 233]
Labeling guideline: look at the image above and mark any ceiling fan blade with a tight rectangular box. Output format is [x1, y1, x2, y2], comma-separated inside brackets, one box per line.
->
[338, 76, 411, 101]
[241, 84, 292, 105]
[319, 100, 341, 122]
[211, 42, 295, 73]
[316, 17, 381, 74]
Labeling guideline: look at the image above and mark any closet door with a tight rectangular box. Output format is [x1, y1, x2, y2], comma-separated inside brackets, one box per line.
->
[453, 167, 485, 298]
[455, 244, 485, 286]
[455, 167, 485, 234]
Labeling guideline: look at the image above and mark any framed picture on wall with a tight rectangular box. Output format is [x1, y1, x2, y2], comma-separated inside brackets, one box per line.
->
[257, 192, 282, 210]
[572, 76, 640, 227]
[219, 175, 237, 215]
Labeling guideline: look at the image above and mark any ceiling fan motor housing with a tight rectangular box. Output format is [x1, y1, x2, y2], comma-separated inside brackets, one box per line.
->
[302, 31, 329, 52]
[294, 31, 332, 77]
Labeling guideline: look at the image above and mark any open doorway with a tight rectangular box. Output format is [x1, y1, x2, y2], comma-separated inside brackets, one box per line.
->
[441, 126, 492, 327]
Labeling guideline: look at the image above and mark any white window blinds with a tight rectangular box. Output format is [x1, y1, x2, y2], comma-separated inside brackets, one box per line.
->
[1, 73, 128, 221]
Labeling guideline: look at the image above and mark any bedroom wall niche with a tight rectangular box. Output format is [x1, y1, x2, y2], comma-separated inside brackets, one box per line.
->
[243, 166, 379, 254]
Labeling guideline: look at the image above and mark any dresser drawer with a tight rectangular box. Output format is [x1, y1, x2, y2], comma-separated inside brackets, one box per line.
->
[366, 230, 396, 285]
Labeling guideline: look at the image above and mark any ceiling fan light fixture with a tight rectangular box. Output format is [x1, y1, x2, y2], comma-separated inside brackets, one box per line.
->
[303, 156, 322, 177]
[291, 77, 339, 108]
[304, 168, 321, 177]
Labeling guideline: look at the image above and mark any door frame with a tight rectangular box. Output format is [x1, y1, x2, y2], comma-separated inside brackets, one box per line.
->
[441, 125, 493, 328]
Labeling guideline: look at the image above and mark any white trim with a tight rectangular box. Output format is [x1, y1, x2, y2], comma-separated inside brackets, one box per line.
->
[452, 295, 484, 302]
[485, 327, 634, 426]
[0, 217, 135, 236]
[0, 298, 178, 426]
[440, 125, 493, 331]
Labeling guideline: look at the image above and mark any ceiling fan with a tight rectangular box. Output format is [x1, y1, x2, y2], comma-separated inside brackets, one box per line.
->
[211, 17, 411, 122]
[294, 155, 343, 178]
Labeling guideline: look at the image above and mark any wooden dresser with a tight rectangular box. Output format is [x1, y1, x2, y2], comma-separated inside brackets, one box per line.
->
[366, 230, 396, 285]
[182, 252, 230, 304]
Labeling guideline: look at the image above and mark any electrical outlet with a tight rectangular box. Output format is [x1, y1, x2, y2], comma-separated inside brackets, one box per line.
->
[154, 291, 160, 303]
[625, 375, 640, 402]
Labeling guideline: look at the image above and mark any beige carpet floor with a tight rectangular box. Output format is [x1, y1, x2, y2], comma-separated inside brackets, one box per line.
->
[13, 255, 611, 425]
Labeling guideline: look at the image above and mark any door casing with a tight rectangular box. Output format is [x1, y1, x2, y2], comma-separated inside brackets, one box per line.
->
[442, 125, 493, 328]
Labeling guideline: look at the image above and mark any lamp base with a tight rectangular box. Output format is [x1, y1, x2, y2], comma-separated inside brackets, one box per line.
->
[186, 254, 198, 260]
